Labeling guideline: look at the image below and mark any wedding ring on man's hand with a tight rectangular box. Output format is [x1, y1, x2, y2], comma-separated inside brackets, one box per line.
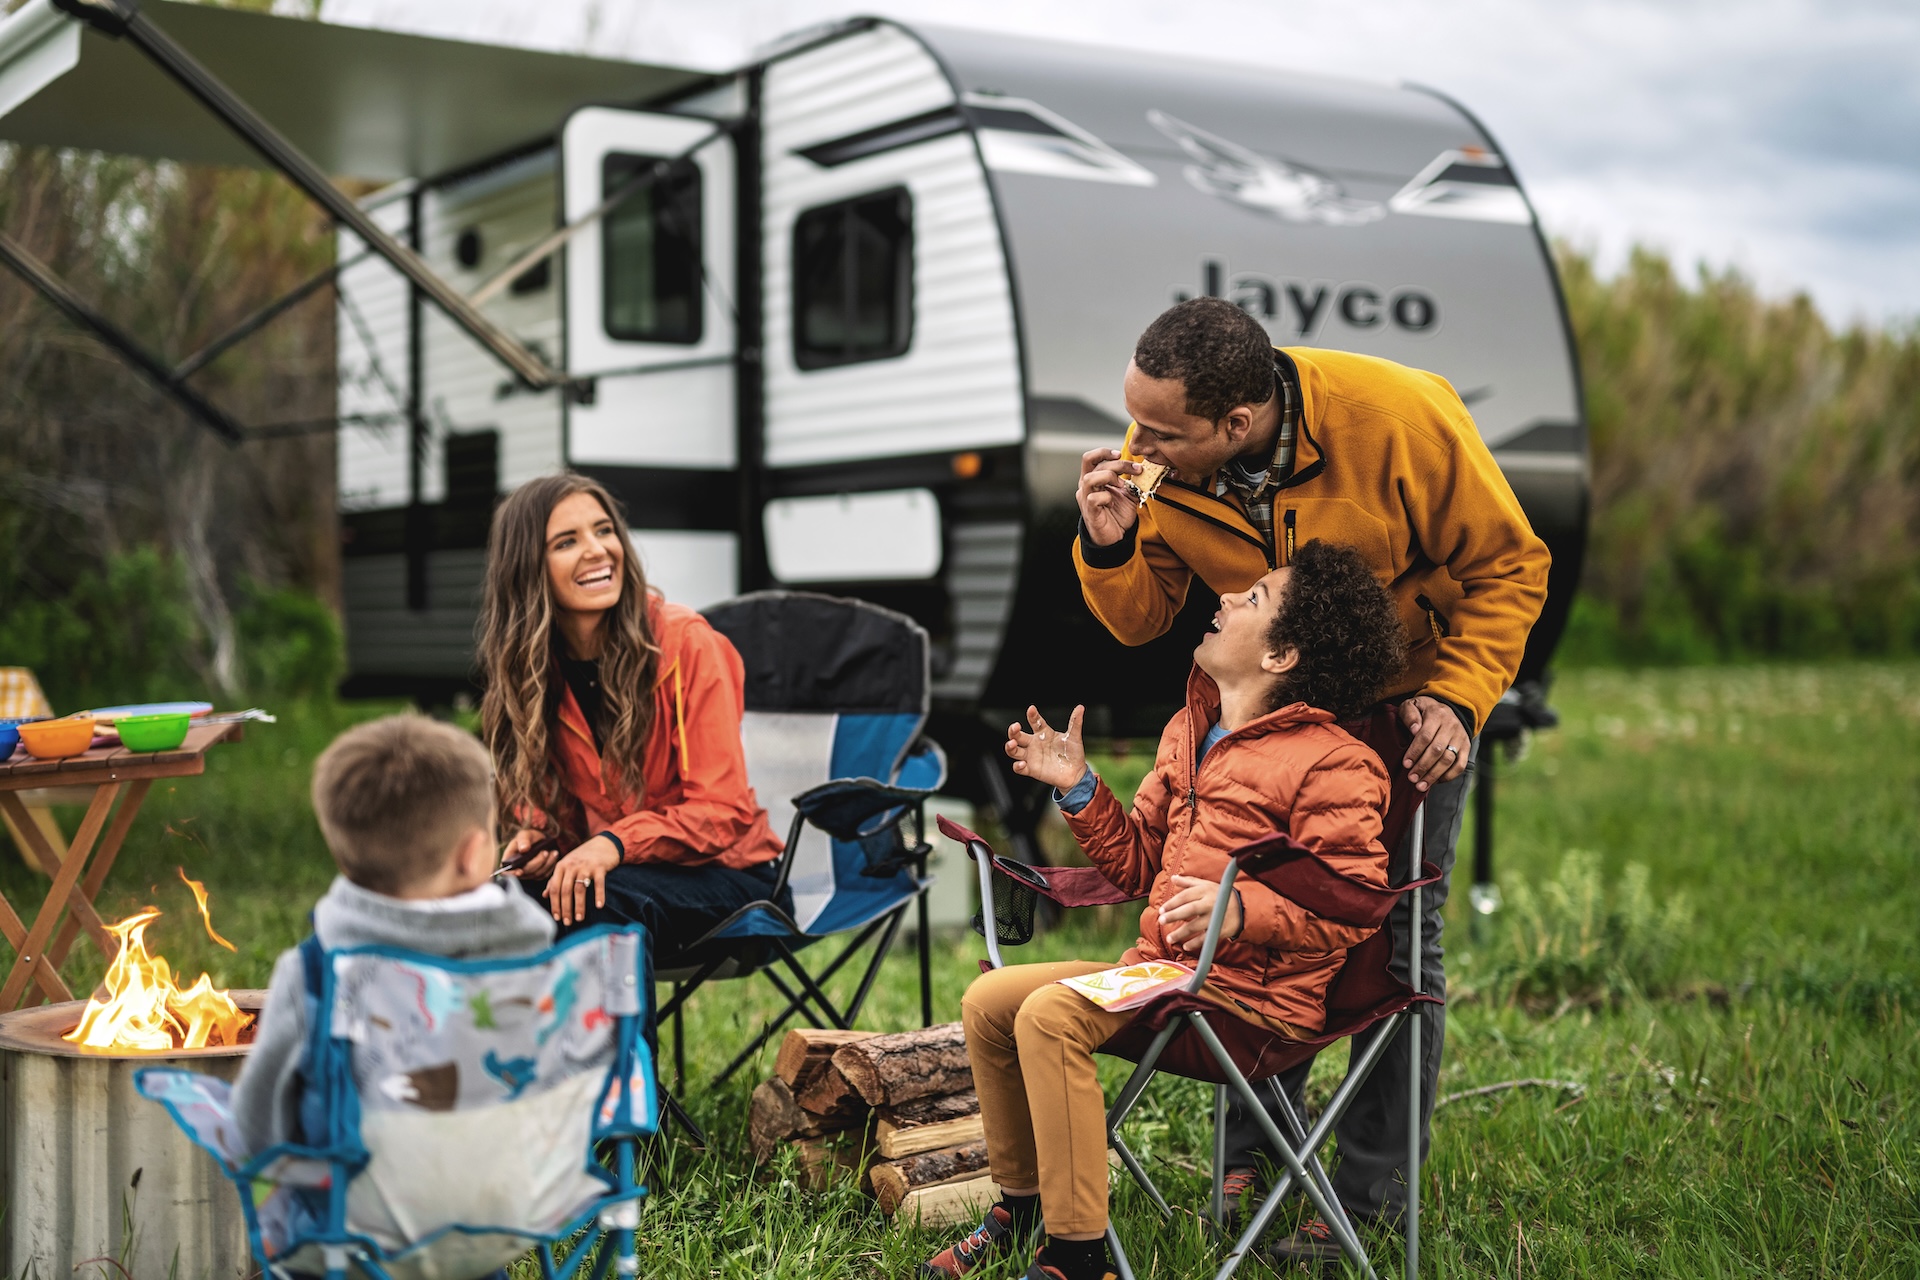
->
[1445, 745, 1459, 756]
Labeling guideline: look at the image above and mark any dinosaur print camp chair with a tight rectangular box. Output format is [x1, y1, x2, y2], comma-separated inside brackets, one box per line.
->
[940, 706, 1440, 1280]
[138, 924, 656, 1280]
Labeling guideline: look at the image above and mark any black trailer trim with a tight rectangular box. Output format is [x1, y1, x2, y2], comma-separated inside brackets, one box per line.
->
[795, 107, 966, 167]
[577, 466, 743, 532]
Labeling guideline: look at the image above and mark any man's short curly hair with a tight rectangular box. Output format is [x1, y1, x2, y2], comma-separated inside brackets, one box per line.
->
[1134, 298, 1275, 421]
[1266, 540, 1407, 720]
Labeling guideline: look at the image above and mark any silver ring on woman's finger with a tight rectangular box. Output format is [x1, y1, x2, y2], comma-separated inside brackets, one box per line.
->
[1445, 745, 1459, 756]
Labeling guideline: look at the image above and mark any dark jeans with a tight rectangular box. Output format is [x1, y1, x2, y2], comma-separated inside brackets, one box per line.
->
[519, 858, 787, 1049]
[1224, 737, 1476, 1222]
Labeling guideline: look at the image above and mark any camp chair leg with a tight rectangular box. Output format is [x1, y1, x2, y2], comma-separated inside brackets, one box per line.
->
[708, 916, 895, 1089]
[1187, 1013, 1379, 1280]
[1211, 1083, 1229, 1226]
[659, 1087, 707, 1148]
[1266, 1080, 1346, 1245]
[839, 906, 906, 1027]
[539, 1241, 560, 1280]
[1104, 1025, 1178, 1130]
[672, 997, 685, 1084]
[1109, 1132, 1173, 1220]
[770, 943, 852, 1029]
[917, 889, 933, 1027]
[1106, 1224, 1138, 1280]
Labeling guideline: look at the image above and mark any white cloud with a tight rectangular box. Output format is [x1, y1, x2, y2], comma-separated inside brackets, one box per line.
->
[321, 0, 1920, 325]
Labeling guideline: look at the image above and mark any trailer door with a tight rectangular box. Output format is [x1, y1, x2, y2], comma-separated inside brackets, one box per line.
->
[561, 107, 740, 608]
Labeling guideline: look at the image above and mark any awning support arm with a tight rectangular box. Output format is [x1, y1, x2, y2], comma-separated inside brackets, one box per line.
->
[171, 246, 373, 382]
[468, 130, 723, 309]
[49, 0, 573, 393]
[0, 229, 245, 442]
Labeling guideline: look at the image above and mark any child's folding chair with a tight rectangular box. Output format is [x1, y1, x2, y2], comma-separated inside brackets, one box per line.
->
[938, 707, 1439, 1280]
[136, 925, 657, 1280]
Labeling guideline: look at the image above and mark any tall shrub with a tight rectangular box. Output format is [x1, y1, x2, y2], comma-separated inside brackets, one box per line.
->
[1558, 246, 1920, 663]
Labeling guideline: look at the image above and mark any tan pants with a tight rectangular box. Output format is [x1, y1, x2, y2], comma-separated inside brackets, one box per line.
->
[962, 960, 1310, 1235]
[961, 961, 1132, 1235]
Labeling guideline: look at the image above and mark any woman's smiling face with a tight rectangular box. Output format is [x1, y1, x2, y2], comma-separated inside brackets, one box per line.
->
[545, 492, 625, 618]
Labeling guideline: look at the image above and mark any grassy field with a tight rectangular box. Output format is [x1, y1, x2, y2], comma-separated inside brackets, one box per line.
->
[3, 666, 1917, 1277]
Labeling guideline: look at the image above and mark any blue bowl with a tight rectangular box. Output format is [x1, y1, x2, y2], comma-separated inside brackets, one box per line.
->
[0, 716, 48, 761]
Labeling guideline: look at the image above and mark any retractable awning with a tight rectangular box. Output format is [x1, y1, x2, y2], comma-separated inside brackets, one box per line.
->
[0, 0, 708, 181]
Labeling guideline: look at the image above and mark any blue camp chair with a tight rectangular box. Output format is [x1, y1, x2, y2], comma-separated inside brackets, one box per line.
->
[653, 592, 944, 1114]
[137, 925, 656, 1280]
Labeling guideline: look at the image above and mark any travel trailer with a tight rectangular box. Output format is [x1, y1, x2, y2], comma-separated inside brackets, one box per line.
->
[0, 1, 1584, 820]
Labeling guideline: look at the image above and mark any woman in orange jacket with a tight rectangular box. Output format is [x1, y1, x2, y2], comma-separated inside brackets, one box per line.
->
[477, 474, 782, 977]
[922, 540, 1405, 1280]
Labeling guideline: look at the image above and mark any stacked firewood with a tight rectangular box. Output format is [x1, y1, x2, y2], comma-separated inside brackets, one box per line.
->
[750, 1024, 994, 1227]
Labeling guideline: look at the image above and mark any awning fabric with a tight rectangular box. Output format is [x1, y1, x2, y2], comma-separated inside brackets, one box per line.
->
[0, 0, 707, 181]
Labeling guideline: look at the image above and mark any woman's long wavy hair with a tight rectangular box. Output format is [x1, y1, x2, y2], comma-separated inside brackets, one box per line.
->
[477, 473, 659, 837]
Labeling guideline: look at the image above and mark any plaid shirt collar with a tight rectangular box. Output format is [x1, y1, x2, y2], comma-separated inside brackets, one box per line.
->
[1214, 362, 1300, 505]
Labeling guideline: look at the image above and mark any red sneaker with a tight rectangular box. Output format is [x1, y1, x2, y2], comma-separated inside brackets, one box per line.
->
[921, 1205, 1029, 1278]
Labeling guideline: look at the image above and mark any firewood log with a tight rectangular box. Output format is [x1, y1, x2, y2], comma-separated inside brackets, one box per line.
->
[774, 1028, 879, 1093]
[790, 1134, 873, 1192]
[876, 1090, 984, 1159]
[795, 1060, 870, 1117]
[829, 1023, 972, 1108]
[887, 1174, 998, 1229]
[750, 1078, 862, 1162]
[869, 1140, 990, 1216]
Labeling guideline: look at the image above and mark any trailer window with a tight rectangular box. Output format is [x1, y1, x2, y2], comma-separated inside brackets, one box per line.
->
[601, 152, 702, 345]
[793, 188, 913, 370]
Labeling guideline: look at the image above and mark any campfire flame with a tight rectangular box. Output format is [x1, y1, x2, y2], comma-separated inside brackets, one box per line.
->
[63, 879, 252, 1053]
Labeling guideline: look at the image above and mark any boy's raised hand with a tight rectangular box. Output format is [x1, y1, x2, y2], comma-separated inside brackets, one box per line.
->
[1006, 704, 1088, 792]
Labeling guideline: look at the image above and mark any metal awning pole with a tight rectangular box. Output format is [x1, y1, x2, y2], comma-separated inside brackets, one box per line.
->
[50, 0, 571, 393]
[170, 247, 373, 382]
[0, 229, 244, 442]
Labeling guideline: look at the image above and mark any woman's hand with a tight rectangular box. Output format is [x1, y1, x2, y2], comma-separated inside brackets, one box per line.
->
[542, 835, 622, 925]
[1159, 874, 1244, 953]
[500, 828, 560, 880]
[1006, 704, 1088, 792]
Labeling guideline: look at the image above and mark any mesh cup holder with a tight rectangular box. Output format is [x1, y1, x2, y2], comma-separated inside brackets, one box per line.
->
[971, 859, 1045, 947]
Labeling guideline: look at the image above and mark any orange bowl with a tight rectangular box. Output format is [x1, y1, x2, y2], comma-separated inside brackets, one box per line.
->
[17, 716, 97, 760]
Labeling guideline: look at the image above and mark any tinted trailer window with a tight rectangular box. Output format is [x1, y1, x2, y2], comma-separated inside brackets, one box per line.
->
[793, 188, 914, 369]
[601, 153, 702, 344]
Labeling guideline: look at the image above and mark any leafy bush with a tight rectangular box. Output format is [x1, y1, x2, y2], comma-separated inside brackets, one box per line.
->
[0, 545, 342, 709]
[0, 546, 206, 711]
[1465, 849, 1693, 1009]
[235, 581, 342, 698]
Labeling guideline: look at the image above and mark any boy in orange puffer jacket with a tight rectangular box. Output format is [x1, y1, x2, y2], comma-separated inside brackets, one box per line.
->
[921, 540, 1406, 1280]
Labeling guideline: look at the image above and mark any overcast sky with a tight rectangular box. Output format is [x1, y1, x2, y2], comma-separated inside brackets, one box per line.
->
[321, 0, 1920, 329]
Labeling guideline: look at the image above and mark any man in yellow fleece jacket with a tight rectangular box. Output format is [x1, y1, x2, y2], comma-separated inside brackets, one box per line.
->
[1072, 297, 1548, 1260]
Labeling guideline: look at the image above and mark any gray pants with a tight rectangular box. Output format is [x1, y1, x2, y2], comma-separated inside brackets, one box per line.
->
[1223, 738, 1476, 1222]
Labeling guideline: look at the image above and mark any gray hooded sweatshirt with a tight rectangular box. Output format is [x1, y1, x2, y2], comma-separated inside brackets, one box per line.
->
[231, 876, 556, 1157]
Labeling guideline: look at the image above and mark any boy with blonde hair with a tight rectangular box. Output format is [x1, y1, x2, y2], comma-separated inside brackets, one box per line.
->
[233, 713, 556, 1155]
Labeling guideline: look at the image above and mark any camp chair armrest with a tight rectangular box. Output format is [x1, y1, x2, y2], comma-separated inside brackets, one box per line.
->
[791, 776, 936, 841]
[1184, 860, 1242, 992]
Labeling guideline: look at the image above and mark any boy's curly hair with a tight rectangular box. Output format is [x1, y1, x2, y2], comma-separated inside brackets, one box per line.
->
[1266, 540, 1407, 720]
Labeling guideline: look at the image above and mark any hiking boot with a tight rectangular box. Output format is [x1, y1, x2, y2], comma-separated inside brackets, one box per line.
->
[1262, 1215, 1345, 1269]
[921, 1205, 1031, 1278]
[1220, 1166, 1260, 1234]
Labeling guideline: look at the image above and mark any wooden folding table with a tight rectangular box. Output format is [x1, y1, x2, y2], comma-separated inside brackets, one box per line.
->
[0, 722, 244, 1010]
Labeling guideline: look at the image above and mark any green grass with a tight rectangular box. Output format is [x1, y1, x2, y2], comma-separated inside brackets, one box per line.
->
[4, 667, 1917, 1277]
